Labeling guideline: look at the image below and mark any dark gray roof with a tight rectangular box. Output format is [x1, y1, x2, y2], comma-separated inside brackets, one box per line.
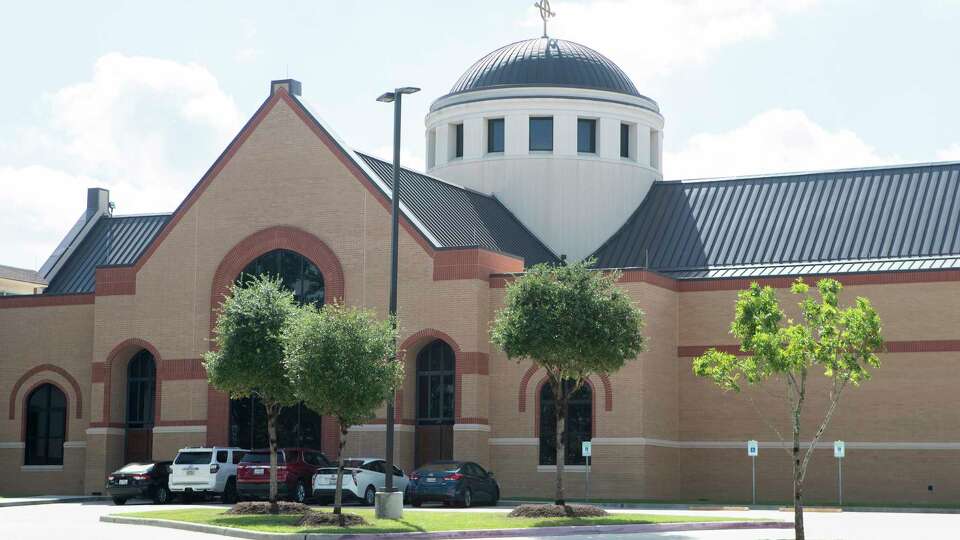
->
[593, 162, 960, 278]
[447, 38, 641, 98]
[0, 264, 46, 285]
[45, 214, 171, 294]
[357, 152, 558, 266]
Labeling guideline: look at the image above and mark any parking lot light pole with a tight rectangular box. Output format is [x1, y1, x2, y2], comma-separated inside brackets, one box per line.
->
[375, 86, 419, 519]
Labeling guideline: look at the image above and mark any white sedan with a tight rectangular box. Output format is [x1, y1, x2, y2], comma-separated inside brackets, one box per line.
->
[312, 458, 409, 505]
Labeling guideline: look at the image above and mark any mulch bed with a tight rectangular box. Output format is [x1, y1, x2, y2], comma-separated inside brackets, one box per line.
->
[226, 501, 312, 515]
[297, 511, 368, 527]
[508, 503, 608, 518]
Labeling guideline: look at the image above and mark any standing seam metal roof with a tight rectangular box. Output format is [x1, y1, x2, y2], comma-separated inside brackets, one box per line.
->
[356, 152, 558, 266]
[44, 214, 171, 294]
[592, 162, 960, 278]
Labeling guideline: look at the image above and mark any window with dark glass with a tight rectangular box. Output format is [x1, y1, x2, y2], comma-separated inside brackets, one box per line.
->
[237, 249, 324, 306]
[620, 123, 630, 158]
[25, 384, 66, 465]
[416, 340, 455, 425]
[454, 123, 464, 158]
[529, 117, 553, 151]
[487, 118, 504, 153]
[126, 349, 155, 429]
[577, 119, 597, 153]
[230, 249, 326, 449]
[539, 380, 592, 466]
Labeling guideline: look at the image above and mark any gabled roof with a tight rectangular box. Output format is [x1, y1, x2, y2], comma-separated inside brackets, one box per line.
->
[356, 153, 558, 266]
[0, 264, 46, 285]
[592, 162, 960, 278]
[45, 214, 171, 294]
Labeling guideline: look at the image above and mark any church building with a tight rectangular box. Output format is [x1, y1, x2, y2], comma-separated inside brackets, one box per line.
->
[2, 31, 959, 503]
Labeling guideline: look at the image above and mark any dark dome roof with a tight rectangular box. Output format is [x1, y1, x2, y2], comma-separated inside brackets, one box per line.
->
[448, 38, 641, 97]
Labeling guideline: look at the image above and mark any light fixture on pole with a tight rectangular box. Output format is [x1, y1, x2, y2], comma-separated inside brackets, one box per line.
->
[375, 85, 419, 519]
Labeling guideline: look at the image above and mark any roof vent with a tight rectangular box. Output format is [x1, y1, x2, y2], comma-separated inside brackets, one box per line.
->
[271, 79, 302, 97]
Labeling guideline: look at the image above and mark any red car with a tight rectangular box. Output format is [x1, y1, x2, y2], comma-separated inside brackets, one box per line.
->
[237, 448, 331, 503]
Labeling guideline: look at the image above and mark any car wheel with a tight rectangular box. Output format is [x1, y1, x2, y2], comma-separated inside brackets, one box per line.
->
[153, 486, 172, 505]
[223, 478, 238, 504]
[364, 485, 376, 506]
[411, 499, 422, 508]
[461, 488, 472, 508]
[294, 481, 308, 504]
[111, 496, 128, 506]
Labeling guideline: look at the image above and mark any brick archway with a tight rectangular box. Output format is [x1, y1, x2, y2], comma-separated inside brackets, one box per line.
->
[532, 375, 597, 438]
[206, 225, 347, 448]
[518, 365, 613, 413]
[400, 329, 468, 421]
[9, 365, 83, 421]
[97, 338, 162, 428]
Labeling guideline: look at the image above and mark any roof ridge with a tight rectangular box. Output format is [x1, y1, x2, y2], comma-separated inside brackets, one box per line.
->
[662, 160, 960, 185]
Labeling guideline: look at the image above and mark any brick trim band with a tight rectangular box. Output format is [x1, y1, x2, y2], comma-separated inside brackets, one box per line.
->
[9, 364, 83, 420]
[0, 293, 94, 309]
[95, 266, 137, 296]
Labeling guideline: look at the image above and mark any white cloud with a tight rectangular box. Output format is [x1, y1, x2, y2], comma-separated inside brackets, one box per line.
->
[234, 47, 263, 64]
[664, 108, 900, 179]
[936, 143, 960, 161]
[528, 0, 817, 83]
[0, 53, 243, 270]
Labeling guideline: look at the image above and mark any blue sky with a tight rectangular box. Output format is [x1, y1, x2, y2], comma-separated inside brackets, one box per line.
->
[2, 0, 960, 269]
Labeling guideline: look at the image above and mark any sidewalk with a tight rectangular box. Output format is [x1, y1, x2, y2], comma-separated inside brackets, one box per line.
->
[0, 495, 108, 508]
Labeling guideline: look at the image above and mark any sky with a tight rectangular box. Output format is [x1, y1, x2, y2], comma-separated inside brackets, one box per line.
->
[2, 0, 960, 270]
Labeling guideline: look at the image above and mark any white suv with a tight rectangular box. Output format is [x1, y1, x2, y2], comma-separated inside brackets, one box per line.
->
[312, 457, 408, 506]
[169, 447, 248, 502]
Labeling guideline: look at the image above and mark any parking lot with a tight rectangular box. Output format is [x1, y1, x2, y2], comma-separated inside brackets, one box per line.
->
[3, 499, 960, 540]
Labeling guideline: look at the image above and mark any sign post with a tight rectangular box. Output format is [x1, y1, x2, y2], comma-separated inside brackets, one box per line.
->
[582, 440, 592, 503]
[834, 440, 845, 506]
[747, 440, 758, 505]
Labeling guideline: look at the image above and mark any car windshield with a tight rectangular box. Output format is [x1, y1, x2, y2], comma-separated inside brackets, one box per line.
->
[240, 452, 285, 465]
[115, 463, 154, 474]
[174, 451, 212, 465]
[417, 462, 461, 473]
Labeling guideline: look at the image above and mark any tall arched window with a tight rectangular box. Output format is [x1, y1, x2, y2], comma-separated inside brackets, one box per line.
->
[230, 249, 325, 449]
[539, 380, 592, 466]
[237, 249, 324, 306]
[25, 384, 67, 465]
[416, 340, 456, 425]
[126, 349, 156, 429]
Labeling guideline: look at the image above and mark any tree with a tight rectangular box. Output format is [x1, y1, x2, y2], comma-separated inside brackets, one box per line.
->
[284, 303, 402, 525]
[203, 275, 299, 512]
[693, 278, 883, 540]
[490, 260, 646, 506]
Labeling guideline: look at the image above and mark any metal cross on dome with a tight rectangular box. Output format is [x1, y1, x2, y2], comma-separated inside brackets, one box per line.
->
[534, 0, 555, 38]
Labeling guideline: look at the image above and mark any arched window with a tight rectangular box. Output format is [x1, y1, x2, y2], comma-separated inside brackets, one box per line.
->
[416, 340, 456, 425]
[230, 249, 325, 449]
[237, 249, 324, 306]
[25, 384, 67, 465]
[126, 349, 156, 429]
[539, 380, 592, 466]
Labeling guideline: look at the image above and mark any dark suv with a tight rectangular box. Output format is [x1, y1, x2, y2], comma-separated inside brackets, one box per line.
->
[237, 448, 330, 503]
[106, 461, 174, 505]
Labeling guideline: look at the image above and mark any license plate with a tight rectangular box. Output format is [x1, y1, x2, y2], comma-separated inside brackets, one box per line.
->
[426, 477, 437, 483]
[118, 479, 128, 486]
[254, 469, 264, 476]
[186, 470, 194, 476]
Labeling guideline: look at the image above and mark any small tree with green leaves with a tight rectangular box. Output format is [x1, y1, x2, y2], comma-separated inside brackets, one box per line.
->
[490, 260, 646, 507]
[693, 278, 883, 540]
[285, 303, 402, 525]
[203, 275, 298, 512]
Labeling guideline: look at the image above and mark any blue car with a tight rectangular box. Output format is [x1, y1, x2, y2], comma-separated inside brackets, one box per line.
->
[406, 460, 500, 507]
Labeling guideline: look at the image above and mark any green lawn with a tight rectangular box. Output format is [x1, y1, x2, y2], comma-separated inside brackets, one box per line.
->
[117, 508, 745, 534]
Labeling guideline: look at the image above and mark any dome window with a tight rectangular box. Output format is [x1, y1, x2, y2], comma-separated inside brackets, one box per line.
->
[529, 116, 554, 152]
[577, 118, 597, 154]
[487, 118, 505, 153]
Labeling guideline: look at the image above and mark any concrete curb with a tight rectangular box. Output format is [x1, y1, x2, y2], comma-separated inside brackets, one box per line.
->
[500, 499, 960, 515]
[100, 515, 793, 539]
[0, 496, 109, 508]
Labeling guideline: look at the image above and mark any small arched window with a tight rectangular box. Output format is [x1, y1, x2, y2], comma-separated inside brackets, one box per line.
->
[126, 349, 156, 429]
[25, 384, 67, 466]
[416, 340, 456, 425]
[539, 380, 592, 466]
[237, 249, 324, 306]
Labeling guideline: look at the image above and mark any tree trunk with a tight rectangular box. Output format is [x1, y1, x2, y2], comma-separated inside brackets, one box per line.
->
[551, 378, 566, 508]
[792, 402, 804, 540]
[334, 423, 348, 527]
[266, 403, 280, 514]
